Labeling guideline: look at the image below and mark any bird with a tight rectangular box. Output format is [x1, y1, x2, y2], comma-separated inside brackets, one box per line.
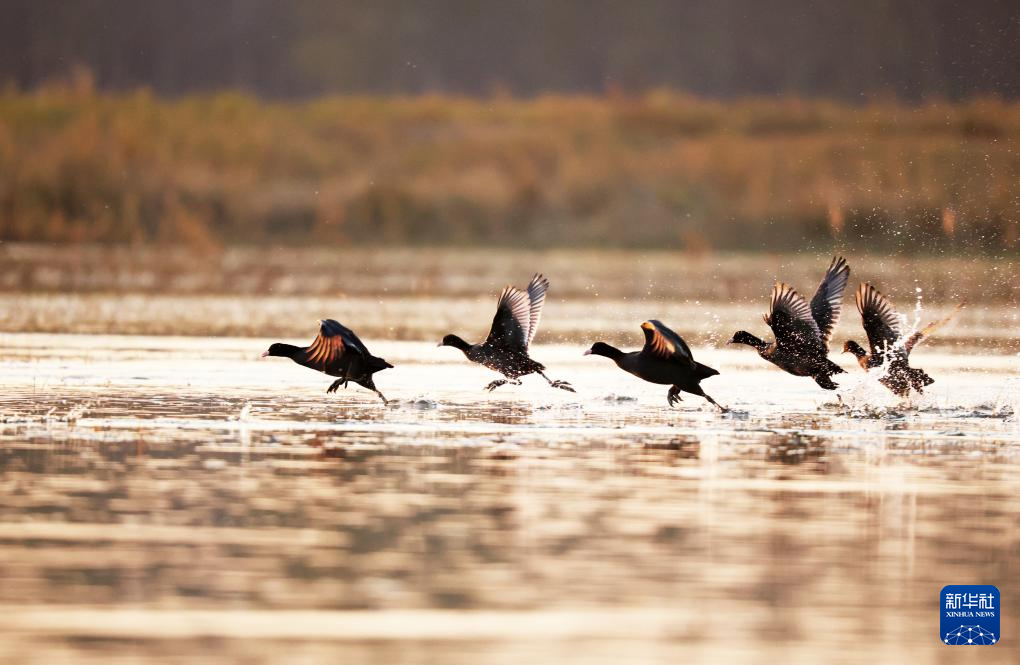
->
[439, 273, 574, 393]
[585, 320, 726, 411]
[262, 319, 393, 403]
[843, 282, 963, 397]
[728, 256, 850, 390]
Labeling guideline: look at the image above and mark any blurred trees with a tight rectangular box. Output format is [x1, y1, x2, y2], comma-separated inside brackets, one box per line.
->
[0, 0, 1017, 101]
[1, 1, 1018, 252]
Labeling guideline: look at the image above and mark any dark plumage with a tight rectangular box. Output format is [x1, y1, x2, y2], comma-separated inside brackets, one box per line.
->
[585, 320, 726, 411]
[439, 273, 574, 392]
[262, 319, 393, 403]
[729, 256, 850, 390]
[843, 282, 963, 397]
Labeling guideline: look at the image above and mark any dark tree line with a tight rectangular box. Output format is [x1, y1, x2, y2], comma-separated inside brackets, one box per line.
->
[1, 0, 1018, 100]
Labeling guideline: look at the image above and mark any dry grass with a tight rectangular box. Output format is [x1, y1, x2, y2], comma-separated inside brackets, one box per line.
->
[1, 78, 1018, 252]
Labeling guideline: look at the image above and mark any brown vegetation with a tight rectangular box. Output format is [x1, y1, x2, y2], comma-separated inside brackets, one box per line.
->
[1, 79, 1018, 252]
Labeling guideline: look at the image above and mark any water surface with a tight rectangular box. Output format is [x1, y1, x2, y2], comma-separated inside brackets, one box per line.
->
[0, 331, 1016, 663]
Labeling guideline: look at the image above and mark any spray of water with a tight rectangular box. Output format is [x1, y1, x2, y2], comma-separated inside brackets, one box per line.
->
[837, 288, 943, 416]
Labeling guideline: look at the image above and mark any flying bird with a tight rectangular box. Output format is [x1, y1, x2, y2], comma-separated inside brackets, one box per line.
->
[729, 256, 850, 390]
[585, 320, 726, 411]
[262, 319, 393, 403]
[439, 273, 574, 393]
[843, 282, 963, 396]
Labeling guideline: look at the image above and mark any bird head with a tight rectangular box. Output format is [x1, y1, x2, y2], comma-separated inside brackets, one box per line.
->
[843, 340, 867, 358]
[261, 343, 288, 359]
[438, 334, 470, 352]
[728, 331, 753, 346]
[728, 330, 767, 351]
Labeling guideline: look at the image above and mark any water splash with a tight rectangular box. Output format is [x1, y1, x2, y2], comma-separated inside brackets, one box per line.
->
[230, 401, 253, 422]
[602, 394, 638, 402]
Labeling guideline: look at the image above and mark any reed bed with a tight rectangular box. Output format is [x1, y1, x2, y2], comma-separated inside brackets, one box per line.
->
[1, 80, 1018, 252]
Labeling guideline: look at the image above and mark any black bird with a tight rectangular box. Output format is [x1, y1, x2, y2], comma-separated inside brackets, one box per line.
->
[585, 320, 726, 411]
[262, 319, 393, 403]
[843, 283, 963, 397]
[729, 256, 850, 390]
[439, 273, 574, 393]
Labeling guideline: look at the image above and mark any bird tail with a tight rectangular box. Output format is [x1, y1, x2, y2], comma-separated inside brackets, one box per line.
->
[814, 374, 839, 390]
[370, 356, 394, 371]
[909, 367, 934, 389]
[695, 362, 720, 380]
[825, 358, 845, 375]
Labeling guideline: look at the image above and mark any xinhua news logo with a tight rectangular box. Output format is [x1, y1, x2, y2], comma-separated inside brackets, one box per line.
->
[941, 585, 999, 646]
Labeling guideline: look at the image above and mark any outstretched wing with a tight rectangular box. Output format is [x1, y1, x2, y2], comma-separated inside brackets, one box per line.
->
[810, 256, 850, 344]
[766, 283, 824, 351]
[856, 283, 902, 357]
[524, 273, 549, 347]
[639, 320, 695, 368]
[486, 286, 530, 350]
[486, 273, 549, 349]
[904, 301, 965, 354]
[303, 319, 366, 370]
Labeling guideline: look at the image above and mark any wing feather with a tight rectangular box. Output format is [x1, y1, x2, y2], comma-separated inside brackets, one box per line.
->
[810, 256, 850, 344]
[486, 285, 530, 349]
[525, 273, 549, 347]
[640, 320, 695, 367]
[302, 319, 371, 371]
[303, 320, 347, 370]
[486, 273, 550, 349]
[766, 282, 824, 350]
[856, 283, 902, 358]
[904, 301, 965, 354]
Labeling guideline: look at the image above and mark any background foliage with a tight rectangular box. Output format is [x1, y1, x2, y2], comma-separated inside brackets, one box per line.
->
[0, 81, 1017, 252]
[2, 1, 1018, 101]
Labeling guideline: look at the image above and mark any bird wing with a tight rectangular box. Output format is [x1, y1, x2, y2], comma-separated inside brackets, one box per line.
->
[810, 256, 850, 344]
[524, 273, 550, 347]
[640, 320, 695, 367]
[904, 301, 965, 354]
[303, 319, 365, 370]
[486, 284, 531, 350]
[856, 283, 902, 357]
[766, 282, 823, 350]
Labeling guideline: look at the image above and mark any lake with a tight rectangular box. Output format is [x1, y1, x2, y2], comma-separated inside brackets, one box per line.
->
[0, 247, 1016, 663]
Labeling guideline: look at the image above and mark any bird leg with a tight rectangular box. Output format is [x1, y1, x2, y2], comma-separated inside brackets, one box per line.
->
[700, 392, 728, 413]
[326, 375, 349, 394]
[667, 386, 683, 407]
[485, 378, 522, 392]
[373, 389, 389, 405]
[537, 371, 576, 393]
[676, 385, 728, 412]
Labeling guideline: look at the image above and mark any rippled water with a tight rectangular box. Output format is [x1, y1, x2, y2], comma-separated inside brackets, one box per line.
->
[0, 328, 1017, 663]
